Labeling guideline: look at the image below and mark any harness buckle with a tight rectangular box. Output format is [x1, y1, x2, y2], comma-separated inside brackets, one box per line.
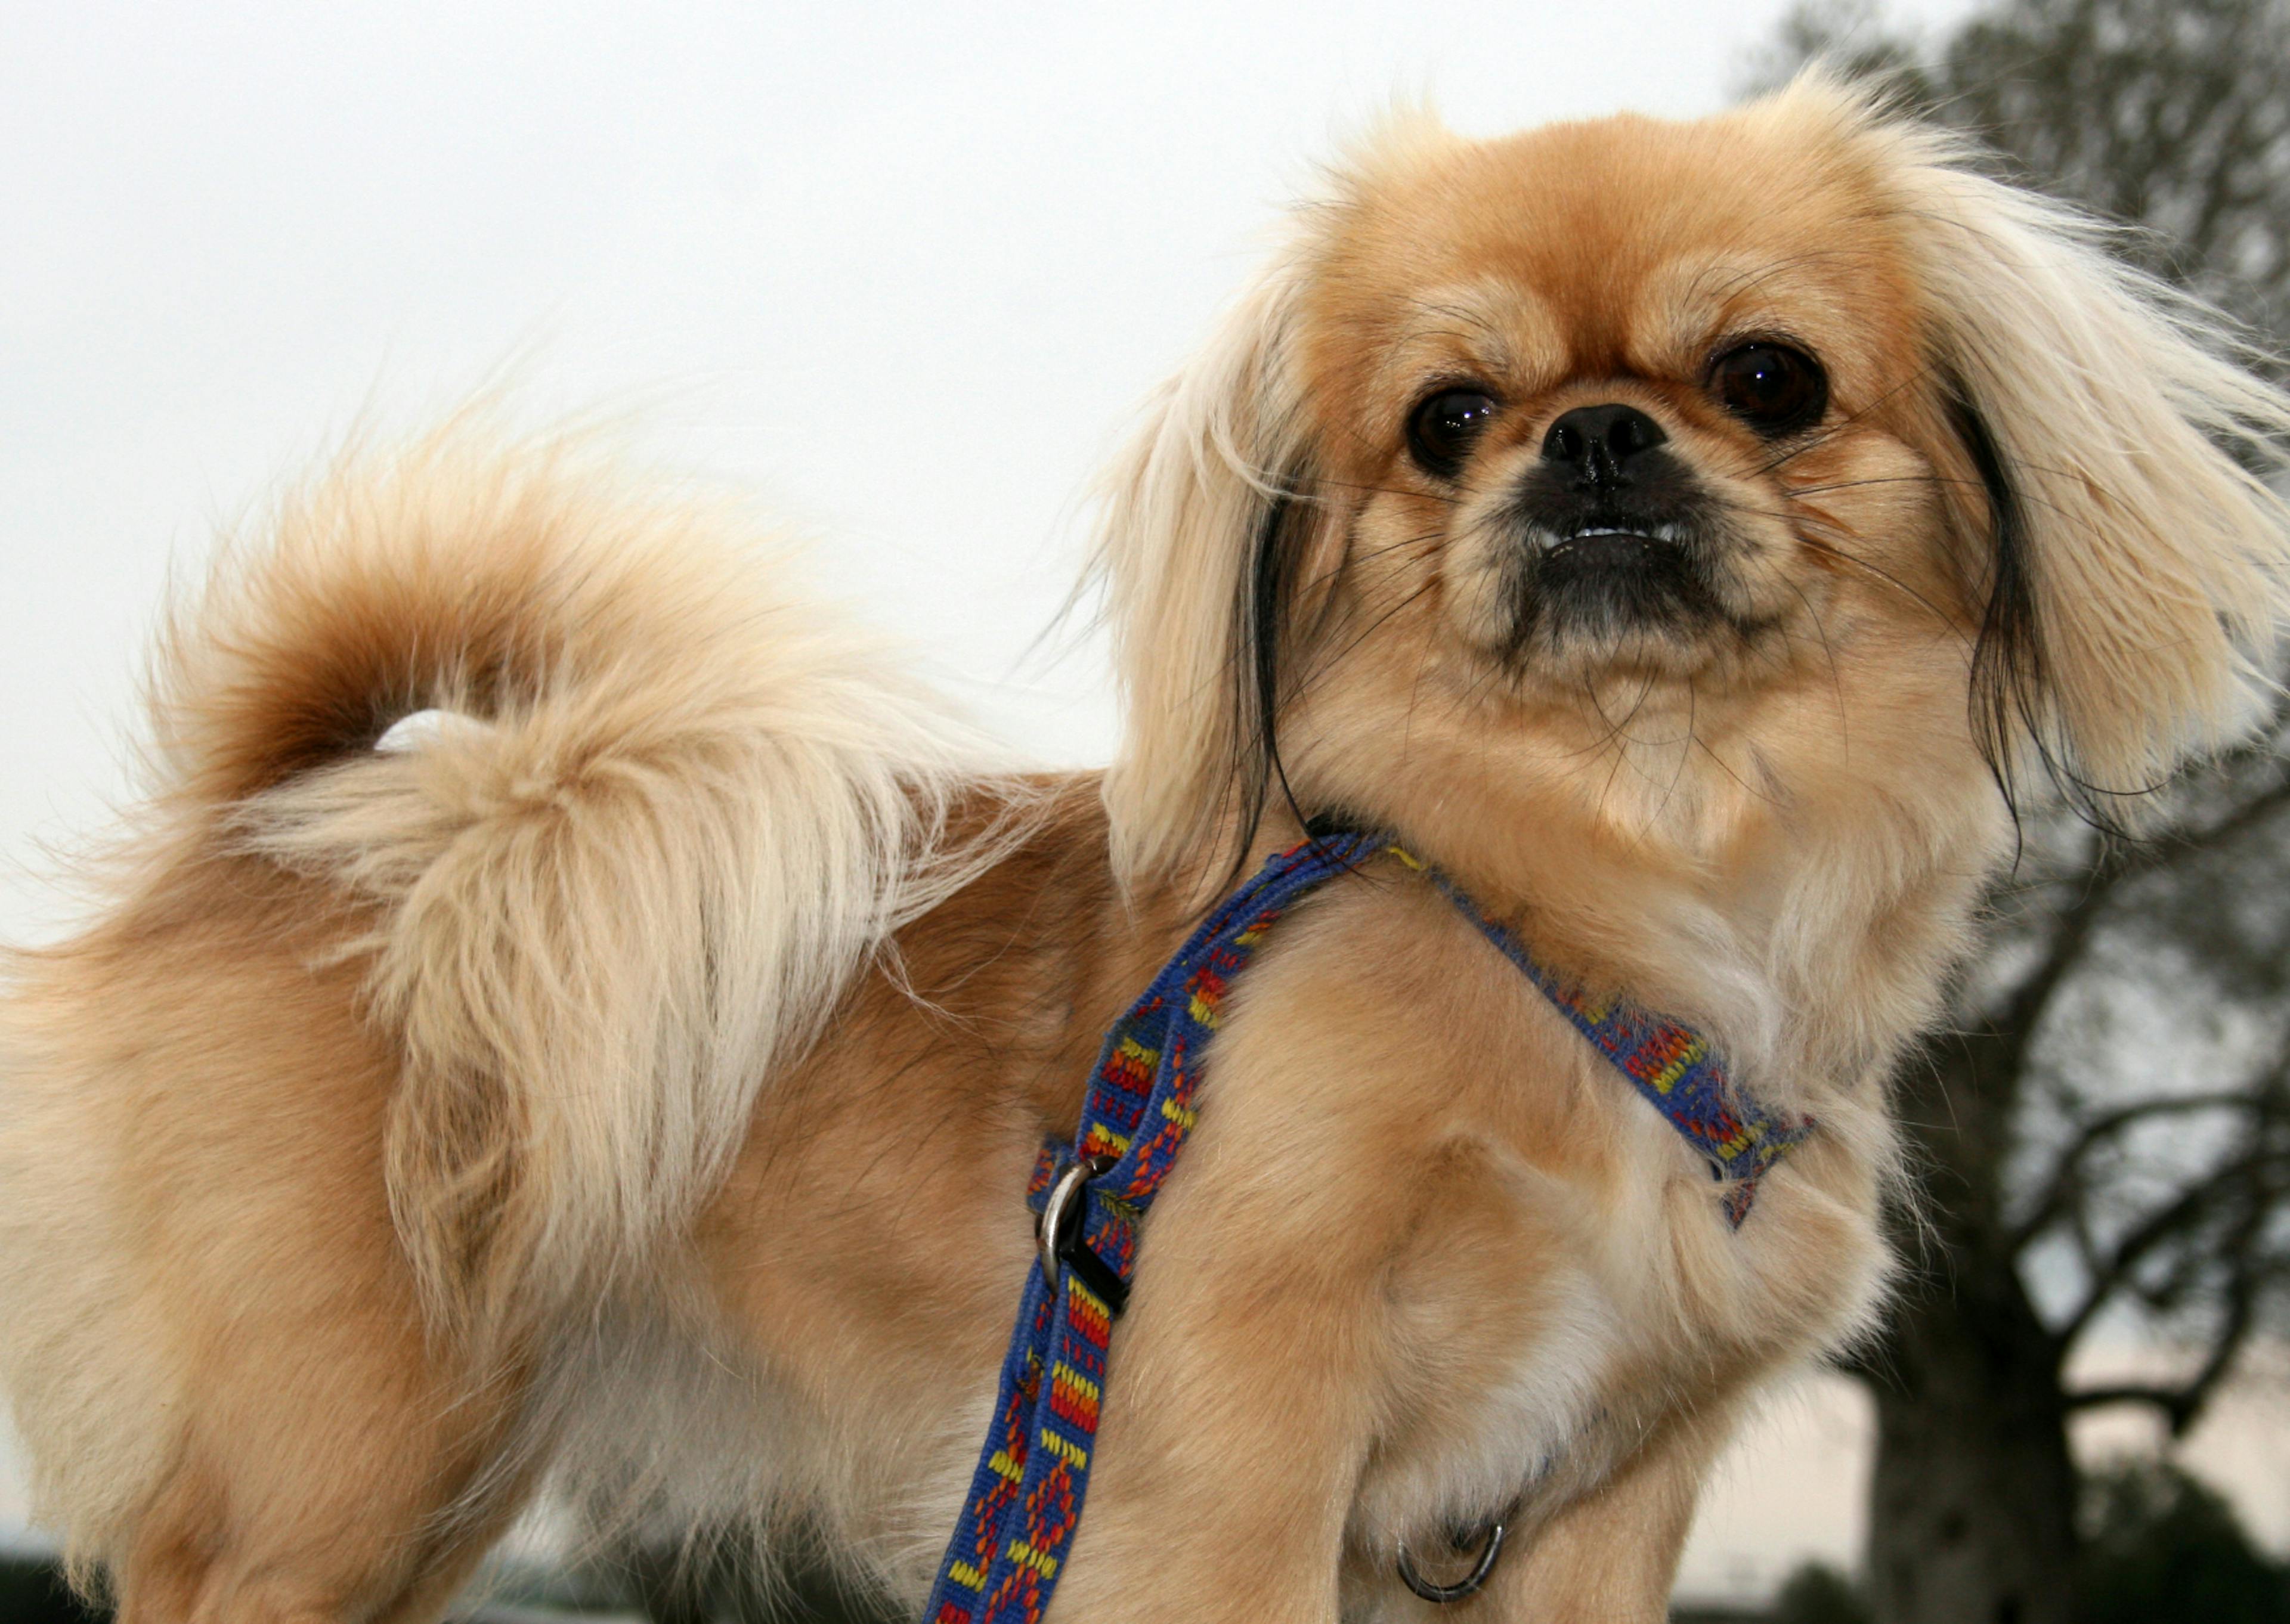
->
[1035, 1153, 1127, 1313]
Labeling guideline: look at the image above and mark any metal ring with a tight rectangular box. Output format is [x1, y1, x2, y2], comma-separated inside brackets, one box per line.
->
[1395, 1517, 1508, 1604]
[1035, 1155, 1113, 1288]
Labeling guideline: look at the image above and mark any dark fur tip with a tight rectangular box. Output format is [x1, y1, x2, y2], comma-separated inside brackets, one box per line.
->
[1951, 387, 2144, 850]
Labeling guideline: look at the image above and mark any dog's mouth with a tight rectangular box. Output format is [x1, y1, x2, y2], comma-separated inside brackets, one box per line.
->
[1555, 522, 1684, 541]
[1542, 522, 1690, 562]
[1515, 515, 1723, 645]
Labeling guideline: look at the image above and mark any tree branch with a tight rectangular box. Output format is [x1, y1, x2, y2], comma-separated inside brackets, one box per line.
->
[2146, 768, 2290, 868]
[2068, 1383, 2192, 1417]
[2063, 1251, 2285, 1437]
[1974, 761, 2290, 1068]
[1972, 868, 2117, 1081]
[2010, 1089, 2263, 1250]
[2053, 1143, 2290, 1345]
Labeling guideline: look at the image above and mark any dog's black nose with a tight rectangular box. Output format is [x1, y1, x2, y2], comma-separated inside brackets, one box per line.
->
[1541, 404, 1668, 488]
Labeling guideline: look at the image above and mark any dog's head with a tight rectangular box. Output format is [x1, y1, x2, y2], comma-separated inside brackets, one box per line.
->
[1097, 75, 2290, 896]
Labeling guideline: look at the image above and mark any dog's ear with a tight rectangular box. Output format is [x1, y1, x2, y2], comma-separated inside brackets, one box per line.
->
[1094, 264, 1322, 894]
[1833, 80, 2290, 823]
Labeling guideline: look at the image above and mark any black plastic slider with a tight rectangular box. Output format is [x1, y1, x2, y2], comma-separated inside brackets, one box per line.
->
[1056, 1222, 1131, 1317]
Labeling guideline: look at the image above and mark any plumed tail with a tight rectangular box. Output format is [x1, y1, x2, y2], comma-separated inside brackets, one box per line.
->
[166, 434, 1009, 1346]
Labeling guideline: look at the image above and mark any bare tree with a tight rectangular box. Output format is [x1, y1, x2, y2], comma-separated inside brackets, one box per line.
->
[1751, 5, 2290, 1623]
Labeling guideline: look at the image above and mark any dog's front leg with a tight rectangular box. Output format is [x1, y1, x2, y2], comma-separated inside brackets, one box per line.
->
[1470, 1405, 1735, 1624]
[1043, 1178, 1384, 1623]
[1042, 941, 1429, 1623]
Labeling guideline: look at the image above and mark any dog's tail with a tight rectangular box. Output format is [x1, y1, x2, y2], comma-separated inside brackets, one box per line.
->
[148, 432, 1000, 1344]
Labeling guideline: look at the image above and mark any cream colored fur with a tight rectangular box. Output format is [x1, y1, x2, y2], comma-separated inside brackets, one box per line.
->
[1860, 106, 2290, 793]
[0, 999, 180, 1582]
[0, 435, 1012, 1582]
[4, 73, 2289, 1623]
[214, 439, 1018, 1343]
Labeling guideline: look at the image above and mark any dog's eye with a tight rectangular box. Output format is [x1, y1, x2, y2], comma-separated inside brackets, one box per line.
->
[1406, 387, 1502, 478]
[1707, 343, 1827, 438]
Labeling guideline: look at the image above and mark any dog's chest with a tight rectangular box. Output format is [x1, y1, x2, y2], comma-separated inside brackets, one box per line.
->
[1344, 1094, 1878, 1571]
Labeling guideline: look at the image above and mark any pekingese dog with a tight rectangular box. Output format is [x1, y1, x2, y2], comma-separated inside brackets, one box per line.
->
[6, 74, 2289, 1623]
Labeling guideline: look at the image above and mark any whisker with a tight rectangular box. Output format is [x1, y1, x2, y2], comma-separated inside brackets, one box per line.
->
[1648, 677, 1698, 830]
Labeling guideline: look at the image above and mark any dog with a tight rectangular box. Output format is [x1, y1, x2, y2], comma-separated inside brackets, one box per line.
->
[5, 72, 2289, 1623]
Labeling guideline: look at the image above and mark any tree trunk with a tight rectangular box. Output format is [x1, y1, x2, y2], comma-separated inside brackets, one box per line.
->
[1863, 1035, 2081, 1624]
[1867, 1262, 2081, 1624]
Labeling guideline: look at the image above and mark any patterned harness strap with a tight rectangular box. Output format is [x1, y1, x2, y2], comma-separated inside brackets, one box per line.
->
[918, 833, 1810, 1624]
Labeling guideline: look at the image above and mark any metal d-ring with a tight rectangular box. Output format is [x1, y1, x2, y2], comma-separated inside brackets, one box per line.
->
[1395, 1514, 1510, 1604]
[1035, 1153, 1116, 1289]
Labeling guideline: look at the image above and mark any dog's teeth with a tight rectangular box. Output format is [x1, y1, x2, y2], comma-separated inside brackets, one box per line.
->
[1561, 523, 1684, 544]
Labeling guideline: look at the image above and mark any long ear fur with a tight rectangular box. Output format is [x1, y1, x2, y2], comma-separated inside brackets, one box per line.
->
[1094, 110, 1461, 894]
[1812, 76, 2290, 820]
[1094, 264, 1319, 892]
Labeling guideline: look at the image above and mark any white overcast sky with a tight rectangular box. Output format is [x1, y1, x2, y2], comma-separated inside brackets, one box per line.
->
[63, 0, 2288, 1599]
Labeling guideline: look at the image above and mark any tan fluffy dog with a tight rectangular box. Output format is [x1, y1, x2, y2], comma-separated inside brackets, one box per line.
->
[6, 76, 2290, 1623]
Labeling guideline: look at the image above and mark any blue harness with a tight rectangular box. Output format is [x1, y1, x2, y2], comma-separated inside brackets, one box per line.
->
[919, 832, 1809, 1624]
